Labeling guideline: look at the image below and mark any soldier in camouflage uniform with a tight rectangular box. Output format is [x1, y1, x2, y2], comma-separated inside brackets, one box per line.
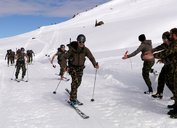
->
[15, 47, 29, 80]
[64, 34, 99, 104]
[122, 34, 155, 94]
[51, 44, 67, 79]
[153, 28, 177, 118]
[5, 49, 15, 66]
[152, 31, 174, 99]
[26, 50, 35, 63]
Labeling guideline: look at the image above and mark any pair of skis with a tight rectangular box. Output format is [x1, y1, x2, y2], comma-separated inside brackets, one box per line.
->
[65, 88, 89, 119]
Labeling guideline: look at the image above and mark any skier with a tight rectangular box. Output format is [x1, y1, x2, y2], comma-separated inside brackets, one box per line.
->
[26, 50, 35, 63]
[51, 44, 67, 80]
[122, 34, 155, 94]
[15, 47, 29, 80]
[152, 31, 174, 99]
[11, 50, 15, 64]
[5, 49, 15, 66]
[153, 28, 177, 118]
[64, 34, 99, 105]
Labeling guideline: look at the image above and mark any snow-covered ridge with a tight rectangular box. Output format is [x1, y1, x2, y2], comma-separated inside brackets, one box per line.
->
[1, 0, 177, 58]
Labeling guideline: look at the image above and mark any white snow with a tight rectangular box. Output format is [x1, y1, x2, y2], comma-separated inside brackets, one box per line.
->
[0, 0, 177, 127]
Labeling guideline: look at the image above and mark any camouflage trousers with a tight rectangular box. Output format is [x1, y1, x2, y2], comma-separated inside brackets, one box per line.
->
[68, 66, 84, 101]
[15, 64, 26, 79]
[7, 57, 14, 65]
[157, 64, 174, 94]
[142, 60, 155, 92]
[59, 63, 66, 77]
[173, 65, 177, 105]
[28, 55, 33, 63]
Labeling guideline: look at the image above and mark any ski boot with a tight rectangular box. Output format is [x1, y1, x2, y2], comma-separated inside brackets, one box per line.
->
[167, 103, 176, 109]
[152, 93, 163, 99]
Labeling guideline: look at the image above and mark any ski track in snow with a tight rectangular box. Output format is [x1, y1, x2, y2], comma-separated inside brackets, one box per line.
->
[1, 55, 177, 128]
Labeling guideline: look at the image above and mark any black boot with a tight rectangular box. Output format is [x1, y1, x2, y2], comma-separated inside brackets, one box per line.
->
[170, 96, 175, 100]
[144, 87, 153, 94]
[169, 106, 177, 118]
[167, 109, 177, 115]
[152, 93, 163, 99]
[167, 104, 176, 109]
[144, 91, 153, 94]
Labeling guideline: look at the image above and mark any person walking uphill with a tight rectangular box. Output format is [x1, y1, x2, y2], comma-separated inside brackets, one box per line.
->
[152, 31, 174, 99]
[122, 34, 155, 94]
[5, 49, 15, 66]
[153, 28, 177, 118]
[15, 47, 29, 80]
[51, 44, 67, 80]
[64, 34, 99, 105]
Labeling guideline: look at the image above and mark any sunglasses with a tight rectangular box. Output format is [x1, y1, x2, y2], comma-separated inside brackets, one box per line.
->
[78, 41, 84, 44]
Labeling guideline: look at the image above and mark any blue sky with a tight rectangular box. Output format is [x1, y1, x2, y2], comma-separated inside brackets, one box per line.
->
[0, 0, 110, 38]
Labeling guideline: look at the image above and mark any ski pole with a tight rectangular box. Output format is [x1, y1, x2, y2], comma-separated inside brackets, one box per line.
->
[46, 54, 56, 68]
[11, 66, 16, 80]
[53, 79, 62, 94]
[26, 63, 29, 82]
[91, 68, 98, 102]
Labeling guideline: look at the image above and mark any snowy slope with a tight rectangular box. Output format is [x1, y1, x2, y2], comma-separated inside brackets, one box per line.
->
[1, 0, 177, 128]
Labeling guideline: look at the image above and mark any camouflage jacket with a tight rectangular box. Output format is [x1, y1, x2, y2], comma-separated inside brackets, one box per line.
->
[153, 42, 171, 65]
[16, 52, 27, 65]
[154, 40, 177, 65]
[65, 41, 97, 67]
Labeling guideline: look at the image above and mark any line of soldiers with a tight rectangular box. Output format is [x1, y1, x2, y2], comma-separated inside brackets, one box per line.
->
[51, 34, 99, 105]
[122, 28, 177, 118]
[5, 48, 35, 79]
[153, 28, 177, 118]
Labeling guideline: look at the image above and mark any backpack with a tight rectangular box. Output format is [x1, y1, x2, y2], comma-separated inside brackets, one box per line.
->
[57, 48, 66, 63]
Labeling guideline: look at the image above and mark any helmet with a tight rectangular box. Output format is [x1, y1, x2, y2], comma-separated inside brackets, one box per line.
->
[77, 34, 86, 43]
[60, 44, 65, 48]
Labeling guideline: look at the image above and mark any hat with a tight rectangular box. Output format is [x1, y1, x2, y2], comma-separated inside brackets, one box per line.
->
[138, 34, 146, 42]
[21, 47, 25, 51]
[162, 31, 170, 40]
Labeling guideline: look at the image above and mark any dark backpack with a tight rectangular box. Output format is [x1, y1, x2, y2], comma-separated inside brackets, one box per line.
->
[57, 49, 66, 63]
